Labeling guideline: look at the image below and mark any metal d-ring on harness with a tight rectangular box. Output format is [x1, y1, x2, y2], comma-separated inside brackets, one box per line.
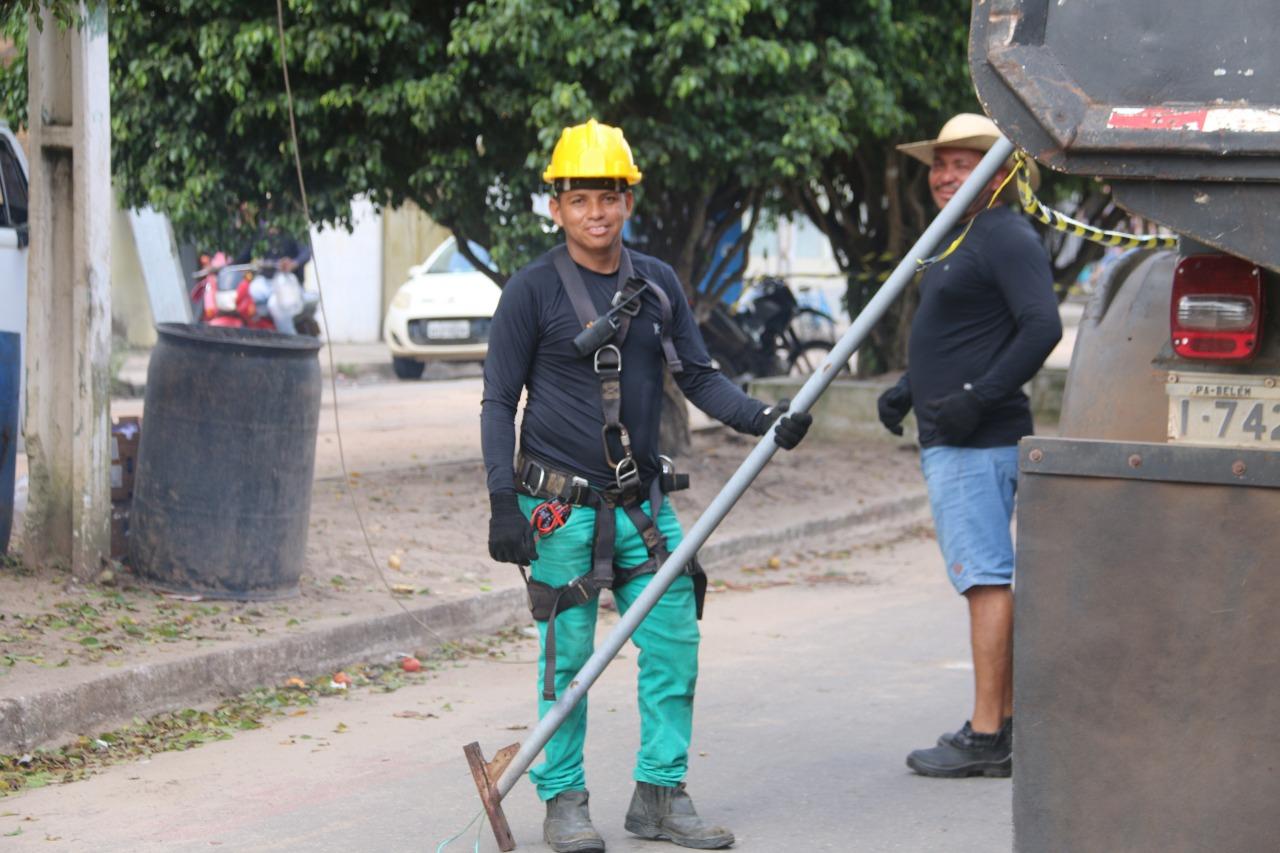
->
[515, 245, 702, 700]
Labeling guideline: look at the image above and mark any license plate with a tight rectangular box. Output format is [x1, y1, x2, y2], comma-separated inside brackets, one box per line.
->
[1166, 373, 1280, 447]
[425, 319, 470, 340]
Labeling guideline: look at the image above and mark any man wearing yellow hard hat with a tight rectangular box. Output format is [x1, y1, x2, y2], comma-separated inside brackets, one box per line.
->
[481, 118, 811, 851]
[877, 113, 1060, 778]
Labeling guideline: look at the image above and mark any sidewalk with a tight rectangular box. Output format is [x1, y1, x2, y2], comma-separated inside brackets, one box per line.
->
[0, 430, 931, 756]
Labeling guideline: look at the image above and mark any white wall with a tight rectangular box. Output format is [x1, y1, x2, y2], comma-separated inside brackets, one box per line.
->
[746, 214, 847, 324]
[309, 197, 383, 343]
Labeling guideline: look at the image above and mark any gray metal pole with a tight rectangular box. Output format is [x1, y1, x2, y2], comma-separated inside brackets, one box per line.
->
[495, 137, 1018, 797]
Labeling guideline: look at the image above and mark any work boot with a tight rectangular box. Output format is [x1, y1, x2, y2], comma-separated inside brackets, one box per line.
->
[908, 720, 1012, 778]
[624, 781, 735, 849]
[543, 790, 605, 853]
[937, 716, 1012, 747]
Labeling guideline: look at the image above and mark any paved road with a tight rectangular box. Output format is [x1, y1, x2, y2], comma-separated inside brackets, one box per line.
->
[0, 535, 1012, 852]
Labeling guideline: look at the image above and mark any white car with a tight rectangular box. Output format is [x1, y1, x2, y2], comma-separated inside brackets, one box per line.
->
[383, 237, 502, 380]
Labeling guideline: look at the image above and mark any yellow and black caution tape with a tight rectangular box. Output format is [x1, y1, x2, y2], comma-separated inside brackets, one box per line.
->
[1014, 153, 1177, 251]
[916, 153, 1177, 270]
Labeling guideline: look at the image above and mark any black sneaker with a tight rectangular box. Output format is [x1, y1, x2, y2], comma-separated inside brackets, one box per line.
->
[908, 720, 1012, 778]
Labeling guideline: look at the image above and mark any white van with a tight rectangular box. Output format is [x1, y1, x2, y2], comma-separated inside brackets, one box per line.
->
[0, 121, 30, 428]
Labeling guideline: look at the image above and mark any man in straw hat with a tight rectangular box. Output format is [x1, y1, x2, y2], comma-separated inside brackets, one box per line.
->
[878, 113, 1061, 778]
[482, 118, 810, 851]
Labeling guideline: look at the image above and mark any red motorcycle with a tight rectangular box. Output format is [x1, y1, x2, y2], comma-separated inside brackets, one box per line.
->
[190, 253, 320, 335]
[190, 252, 272, 330]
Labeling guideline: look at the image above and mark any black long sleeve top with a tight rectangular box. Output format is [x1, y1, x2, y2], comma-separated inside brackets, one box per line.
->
[906, 205, 1063, 448]
[481, 247, 768, 495]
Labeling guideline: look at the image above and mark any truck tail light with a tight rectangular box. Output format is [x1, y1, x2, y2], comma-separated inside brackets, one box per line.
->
[1170, 255, 1263, 360]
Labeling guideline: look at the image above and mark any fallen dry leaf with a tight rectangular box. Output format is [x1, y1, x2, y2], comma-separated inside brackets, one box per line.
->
[392, 711, 439, 720]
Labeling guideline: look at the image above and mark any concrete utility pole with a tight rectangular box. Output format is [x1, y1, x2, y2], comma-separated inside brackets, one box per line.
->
[23, 3, 111, 579]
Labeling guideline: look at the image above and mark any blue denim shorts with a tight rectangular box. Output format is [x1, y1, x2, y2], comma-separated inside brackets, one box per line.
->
[920, 445, 1019, 594]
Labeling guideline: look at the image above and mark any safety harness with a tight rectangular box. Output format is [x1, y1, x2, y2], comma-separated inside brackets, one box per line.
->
[517, 245, 706, 700]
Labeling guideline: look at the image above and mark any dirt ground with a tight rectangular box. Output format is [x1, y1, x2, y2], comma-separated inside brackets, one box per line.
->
[0, 430, 928, 700]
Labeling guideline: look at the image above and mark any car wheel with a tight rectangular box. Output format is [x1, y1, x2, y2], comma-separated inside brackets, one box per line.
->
[392, 356, 426, 380]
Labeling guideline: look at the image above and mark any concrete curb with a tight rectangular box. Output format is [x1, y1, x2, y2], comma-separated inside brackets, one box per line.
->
[0, 589, 529, 754]
[0, 491, 930, 754]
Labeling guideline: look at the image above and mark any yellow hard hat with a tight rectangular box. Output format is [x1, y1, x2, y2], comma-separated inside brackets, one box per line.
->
[542, 118, 642, 192]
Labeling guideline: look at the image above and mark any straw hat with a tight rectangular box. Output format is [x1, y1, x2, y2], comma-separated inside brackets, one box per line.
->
[897, 113, 1040, 191]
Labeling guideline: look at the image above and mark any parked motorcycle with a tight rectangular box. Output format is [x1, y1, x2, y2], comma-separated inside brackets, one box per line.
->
[698, 276, 844, 387]
[190, 253, 320, 336]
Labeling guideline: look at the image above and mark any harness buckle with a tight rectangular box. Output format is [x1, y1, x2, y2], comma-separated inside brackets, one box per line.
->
[563, 573, 597, 606]
[657, 454, 690, 492]
[614, 456, 641, 492]
[594, 344, 622, 374]
[613, 284, 644, 317]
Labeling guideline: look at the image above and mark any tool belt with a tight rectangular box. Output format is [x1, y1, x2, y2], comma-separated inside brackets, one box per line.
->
[516, 452, 705, 700]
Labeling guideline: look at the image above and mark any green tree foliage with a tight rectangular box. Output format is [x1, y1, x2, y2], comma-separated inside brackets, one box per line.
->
[1, 0, 968, 305]
[443, 0, 917, 306]
[778, 0, 979, 375]
[3, 0, 1105, 380]
[4, 1, 466, 253]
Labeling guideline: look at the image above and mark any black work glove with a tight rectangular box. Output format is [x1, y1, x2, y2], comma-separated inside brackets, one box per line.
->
[929, 387, 985, 445]
[877, 380, 913, 436]
[757, 398, 814, 450]
[488, 492, 539, 565]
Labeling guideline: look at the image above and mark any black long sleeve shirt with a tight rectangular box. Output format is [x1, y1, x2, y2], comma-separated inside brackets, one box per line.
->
[481, 247, 768, 495]
[906, 205, 1063, 448]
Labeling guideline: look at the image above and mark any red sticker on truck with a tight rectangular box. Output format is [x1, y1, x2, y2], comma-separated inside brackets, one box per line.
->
[1108, 107, 1280, 133]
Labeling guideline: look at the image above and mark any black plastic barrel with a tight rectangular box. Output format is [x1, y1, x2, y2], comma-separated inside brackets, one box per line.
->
[129, 324, 322, 599]
[0, 331, 18, 555]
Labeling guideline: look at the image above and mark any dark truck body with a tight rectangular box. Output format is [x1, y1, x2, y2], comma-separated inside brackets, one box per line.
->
[970, 2, 1280, 851]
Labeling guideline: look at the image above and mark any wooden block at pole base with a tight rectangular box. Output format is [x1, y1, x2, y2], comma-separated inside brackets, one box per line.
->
[463, 741, 520, 851]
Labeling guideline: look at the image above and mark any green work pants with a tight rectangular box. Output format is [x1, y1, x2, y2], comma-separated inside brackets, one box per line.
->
[517, 494, 700, 801]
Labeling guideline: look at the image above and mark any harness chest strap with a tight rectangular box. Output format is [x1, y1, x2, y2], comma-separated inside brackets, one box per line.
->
[550, 244, 682, 375]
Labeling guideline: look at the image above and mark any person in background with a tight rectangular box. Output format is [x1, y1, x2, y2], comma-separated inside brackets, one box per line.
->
[879, 113, 1062, 778]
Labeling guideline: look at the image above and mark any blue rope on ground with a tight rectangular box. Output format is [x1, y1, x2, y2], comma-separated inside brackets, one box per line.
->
[436, 809, 486, 853]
